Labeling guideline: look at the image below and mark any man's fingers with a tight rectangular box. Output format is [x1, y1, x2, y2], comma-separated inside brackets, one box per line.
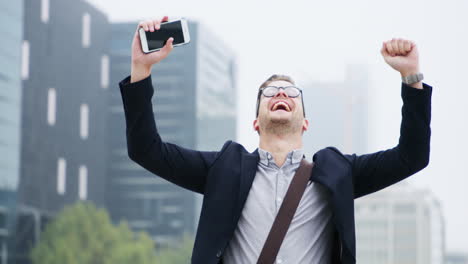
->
[385, 38, 413, 56]
[410, 42, 418, 54]
[386, 41, 395, 56]
[161, 37, 174, 56]
[139, 21, 149, 31]
[154, 18, 161, 30]
[382, 38, 418, 59]
[161, 37, 174, 54]
[134, 24, 141, 38]
[148, 19, 156, 32]
[138, 17, 169, 32]
[381, 42, 390, 57]
[156, 16, 169, 30]
[148, 37, 173, 61]
[403, 40, 411, 52]
[390, 39, 399, 56]
[397, 39, 406, 54]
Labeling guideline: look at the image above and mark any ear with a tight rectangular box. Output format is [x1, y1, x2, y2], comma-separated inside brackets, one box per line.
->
[253, 119, 259, 132]
[302, 119, 309, 132]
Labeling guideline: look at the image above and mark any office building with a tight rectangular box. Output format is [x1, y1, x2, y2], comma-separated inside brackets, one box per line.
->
[0, 1, 24, 263]
[14, 0, 110, 262]
[355, 182, 445, 264]
[445, 252, 468, 264]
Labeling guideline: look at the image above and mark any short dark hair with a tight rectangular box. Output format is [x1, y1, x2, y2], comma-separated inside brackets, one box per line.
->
[255, 74, 305, 117]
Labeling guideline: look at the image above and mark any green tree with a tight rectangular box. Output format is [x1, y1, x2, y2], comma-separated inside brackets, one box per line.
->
[30, 202, 158, 264]
[156, 235, 194, 264]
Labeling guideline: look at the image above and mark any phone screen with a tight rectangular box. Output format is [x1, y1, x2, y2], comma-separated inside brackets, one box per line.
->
[145, 20, 185, 50]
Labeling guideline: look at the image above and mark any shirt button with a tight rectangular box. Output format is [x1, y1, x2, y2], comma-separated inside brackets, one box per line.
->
[276, 259, 283, 264]
[276, 197, 282, 203]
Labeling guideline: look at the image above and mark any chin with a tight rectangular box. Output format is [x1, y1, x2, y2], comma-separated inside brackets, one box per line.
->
[269, 116, 291, 124]
[269, 112, 292, 120]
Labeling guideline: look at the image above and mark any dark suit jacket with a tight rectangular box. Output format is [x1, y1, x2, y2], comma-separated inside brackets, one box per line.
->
[119, 75, 432, 264]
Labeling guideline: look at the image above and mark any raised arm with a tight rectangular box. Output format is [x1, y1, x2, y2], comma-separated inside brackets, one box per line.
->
[346, 38, 432, 198]
[120, 17, 224, 194]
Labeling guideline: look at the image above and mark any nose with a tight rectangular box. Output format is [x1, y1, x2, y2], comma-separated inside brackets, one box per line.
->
[274, 88, 289, 98]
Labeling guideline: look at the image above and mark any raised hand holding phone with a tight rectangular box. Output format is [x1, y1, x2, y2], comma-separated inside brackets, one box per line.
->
[139, 18, 190, 53]
[131, 16, 174, 83]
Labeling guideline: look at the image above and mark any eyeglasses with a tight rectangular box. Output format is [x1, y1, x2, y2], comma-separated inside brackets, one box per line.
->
[255, 85, 306, 117]
[259, 86, 302, 98]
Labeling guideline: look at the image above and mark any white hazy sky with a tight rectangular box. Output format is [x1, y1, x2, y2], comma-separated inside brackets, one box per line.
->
[87, 0, 468, 252]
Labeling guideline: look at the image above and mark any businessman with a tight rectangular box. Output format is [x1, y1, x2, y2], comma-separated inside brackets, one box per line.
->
[119, 16, 432, 264]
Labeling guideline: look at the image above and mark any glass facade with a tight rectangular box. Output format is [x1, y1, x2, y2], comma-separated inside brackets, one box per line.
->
[0, 1, 23, 263]
[0, 1, 23, 190]
[13, 0, 109, 263]
[195, 23, 237, 151]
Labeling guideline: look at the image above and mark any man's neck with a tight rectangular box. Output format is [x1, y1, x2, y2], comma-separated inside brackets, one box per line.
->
[259, 132, 303, 167]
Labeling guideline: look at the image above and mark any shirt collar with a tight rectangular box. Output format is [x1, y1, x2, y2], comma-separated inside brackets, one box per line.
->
[258, 148, 304, 167]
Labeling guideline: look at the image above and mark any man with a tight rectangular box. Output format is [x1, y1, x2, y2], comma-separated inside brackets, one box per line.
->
[119, 16, 432, 264]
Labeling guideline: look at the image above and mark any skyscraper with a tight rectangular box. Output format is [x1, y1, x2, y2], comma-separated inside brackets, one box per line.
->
[355, 182, 445, 264]
[302, 64, 369, 158]
[0, 1, 24, 263]
[14, 0, 110, 262]
[107, 20, 237, 246]
[446, 252, 468, 264]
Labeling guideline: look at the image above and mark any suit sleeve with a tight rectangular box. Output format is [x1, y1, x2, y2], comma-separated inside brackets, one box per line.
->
[119, 75, 225, 194]
[345, 82, 432, 198]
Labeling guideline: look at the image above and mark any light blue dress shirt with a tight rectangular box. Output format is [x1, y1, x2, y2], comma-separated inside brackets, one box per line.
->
[223, 148, 334, 264]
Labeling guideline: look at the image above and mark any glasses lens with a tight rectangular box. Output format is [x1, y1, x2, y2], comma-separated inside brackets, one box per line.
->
[262, 87, 278, 97]
[285, 87, 301, 97]
[262, 86, 301, 97]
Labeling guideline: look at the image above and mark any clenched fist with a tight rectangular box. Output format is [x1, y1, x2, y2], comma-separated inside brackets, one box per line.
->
[381, 38, 420, 78]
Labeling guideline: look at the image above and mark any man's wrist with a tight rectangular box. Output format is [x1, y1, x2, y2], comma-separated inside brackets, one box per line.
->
[131, 63, 152, 83]
[400, 70, 423, 89]
[399, 69, 420, 78]
[406, 81, 423, 89]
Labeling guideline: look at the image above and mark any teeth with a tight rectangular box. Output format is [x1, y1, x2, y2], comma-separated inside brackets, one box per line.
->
[272, 101, 290, 111]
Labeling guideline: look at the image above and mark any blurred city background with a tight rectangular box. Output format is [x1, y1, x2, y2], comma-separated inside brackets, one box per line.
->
[1, 0, 467, 263]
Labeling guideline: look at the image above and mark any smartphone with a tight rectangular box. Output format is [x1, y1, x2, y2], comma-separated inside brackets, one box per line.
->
[139, 18, 191, 53]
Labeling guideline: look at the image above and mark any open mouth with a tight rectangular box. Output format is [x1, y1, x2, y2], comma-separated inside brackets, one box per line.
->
[271, 101, 291, 112]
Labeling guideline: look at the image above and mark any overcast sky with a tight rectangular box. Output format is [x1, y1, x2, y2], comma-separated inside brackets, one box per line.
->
[87, 0, 468, 252]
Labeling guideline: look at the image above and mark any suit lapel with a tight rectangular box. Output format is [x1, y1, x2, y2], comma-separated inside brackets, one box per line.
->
[312, 148, 355, 258]
[235, 150, 259, 219]
[311, 149, 335, 189]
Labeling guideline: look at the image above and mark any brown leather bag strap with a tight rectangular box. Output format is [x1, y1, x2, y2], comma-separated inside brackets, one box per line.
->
[257, 159, 314, 264]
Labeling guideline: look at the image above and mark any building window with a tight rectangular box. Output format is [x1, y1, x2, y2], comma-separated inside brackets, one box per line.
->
[82, 13, 91, 48]
[57, 158, 66, 195]
[47, 88, 56, 126]
[41, 0, 49, 23]
[80, 104, 89, 139]
[394, 203, 417, 214]
[78, 165, 88, 200]
[21, 41, 29, 80]
[101, 55, 109, 89]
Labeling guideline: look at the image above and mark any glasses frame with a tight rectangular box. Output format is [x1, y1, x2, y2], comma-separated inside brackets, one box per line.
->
[255, 86, 306, 117]
[259, 85, 303, 98]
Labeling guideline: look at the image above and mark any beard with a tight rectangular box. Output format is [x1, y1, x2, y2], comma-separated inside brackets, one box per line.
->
[260, 113, 303, 136]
